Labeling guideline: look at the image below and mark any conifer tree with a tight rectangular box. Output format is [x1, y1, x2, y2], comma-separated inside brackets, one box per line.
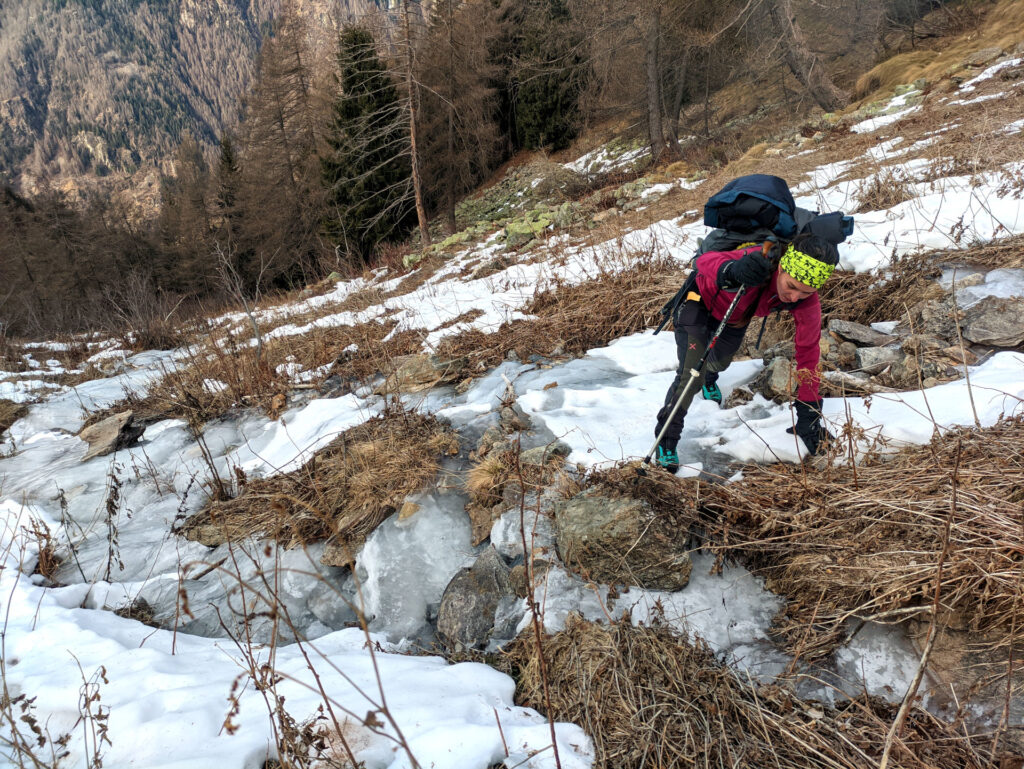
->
[495, 0, 588, 152]
[321, 26, 416, 263]
[419, 0, 502, 233]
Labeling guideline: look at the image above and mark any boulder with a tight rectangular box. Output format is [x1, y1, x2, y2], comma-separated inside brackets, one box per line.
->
[436, 546, 516, 650]
[961, 296, 1024, 347]
[554, 488, 692, 591]
[963, 47, 1004, 67]
[377, 354, 467, 394]
[853, 346, 903, 375]
[78, 410, 143, 461]
[828, 319, 897, 347]
[519, 441, 571, 467]
[749, 357, 795, 402]
[821, 370, 898, 395]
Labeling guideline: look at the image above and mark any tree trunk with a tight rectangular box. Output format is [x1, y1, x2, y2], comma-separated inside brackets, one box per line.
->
[665, 49, 689, 156]
[402, 0, 431, 248]
[645, 3, 665, 164]
[766, 0, 848, 113]
[445, 0, 457, 235]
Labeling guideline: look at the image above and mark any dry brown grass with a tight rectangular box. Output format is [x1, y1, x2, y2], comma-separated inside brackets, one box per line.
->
[86, 317, 424, 429]
[179, 407, 458, 560]
[503, 615, 994, 769]
[436, 253, 687, 370]
[821, 251, 943, 328]
[927, 232, 1024, 270]
[854, 0, 1024, 103]
[698, 418, 1024, 656]
[0, 399, 28, 437]
[585, 418, 1024, 664]
[855, 167, 915, 213]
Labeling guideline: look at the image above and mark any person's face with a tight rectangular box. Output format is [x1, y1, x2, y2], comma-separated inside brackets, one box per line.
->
[777, 270, 818, 304]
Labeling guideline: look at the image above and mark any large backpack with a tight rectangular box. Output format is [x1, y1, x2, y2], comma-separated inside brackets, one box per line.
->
[698, 173, 853, 256]
[654, 174, 854, 334]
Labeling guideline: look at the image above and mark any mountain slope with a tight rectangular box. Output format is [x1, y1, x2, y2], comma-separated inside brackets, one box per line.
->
[0, 0, 377, 198]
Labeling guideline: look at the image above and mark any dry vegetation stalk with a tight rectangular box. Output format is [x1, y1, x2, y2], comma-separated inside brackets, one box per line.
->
[504, 615, 990, 769]
[180, 406, 458, 558]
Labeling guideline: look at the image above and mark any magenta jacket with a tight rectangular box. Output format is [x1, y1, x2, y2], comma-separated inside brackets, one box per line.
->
[694, 246, 822, 402]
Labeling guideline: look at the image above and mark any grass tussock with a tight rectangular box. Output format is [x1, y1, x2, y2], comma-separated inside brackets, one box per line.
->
[0, 399, 28, 437]
[930, 231, 1024, 270]
[855, 168, 915, 213]
[87, 319, 423, 429]
[712, 419, 1024, 659]
[588, 418, 1024, 661]
[465, 440, 569, 544]
[820, 251, 942, 327]
[180, 407, 458, 559]
[437, 253, 686, 369]
[504, 615, 993, 769]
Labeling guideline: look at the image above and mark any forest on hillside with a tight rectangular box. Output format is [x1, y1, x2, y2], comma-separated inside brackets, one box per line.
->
[0, 0, 971, 337]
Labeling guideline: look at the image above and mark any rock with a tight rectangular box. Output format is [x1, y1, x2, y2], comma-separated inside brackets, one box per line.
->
[499, 404, 531, 433]
[821, 370, 898, 394]
[749, 358, 795, 402]
[961, 296, 1024, 347]
[828, 319, 897, 347]
[900, 334, 948, 356]
[886, 354, 921, 387]
[837, 341, 857, 368]
[377, 354, 467, 394]
[853, 346, 903, 375]
[938, 345, 978, 365]
[475, 425, 506, 458]
[519, 441, 572, 467]
[437, 547, 516, 650]
[761, 340, 795, 364]
[963, 47, 1004, 68]
[554, 488, 692, 591]
[509, 561, 553, 598]
[78, 411, 143, 461]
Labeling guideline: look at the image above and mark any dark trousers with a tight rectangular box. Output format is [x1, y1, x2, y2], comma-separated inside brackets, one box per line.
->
[654, 300, 747, 445]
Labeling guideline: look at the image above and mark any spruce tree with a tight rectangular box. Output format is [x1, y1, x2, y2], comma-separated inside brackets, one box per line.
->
[321, 27, 415, 263]
[495, 0, 588, 152]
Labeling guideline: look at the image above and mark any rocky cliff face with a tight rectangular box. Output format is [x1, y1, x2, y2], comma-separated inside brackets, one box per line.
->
[0, 0, 379, 202]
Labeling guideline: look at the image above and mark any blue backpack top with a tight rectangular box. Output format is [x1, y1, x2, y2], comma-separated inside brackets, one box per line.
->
[703, 174, 798, 239]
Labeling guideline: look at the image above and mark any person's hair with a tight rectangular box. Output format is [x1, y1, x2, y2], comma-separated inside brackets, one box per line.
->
[790, 232, 840, 266]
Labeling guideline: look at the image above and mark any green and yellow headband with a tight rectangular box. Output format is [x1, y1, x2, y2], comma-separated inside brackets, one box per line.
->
[779, 243, 835, 289]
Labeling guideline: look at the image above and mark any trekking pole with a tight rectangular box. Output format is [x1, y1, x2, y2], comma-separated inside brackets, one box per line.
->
[639, 286, 748, 474]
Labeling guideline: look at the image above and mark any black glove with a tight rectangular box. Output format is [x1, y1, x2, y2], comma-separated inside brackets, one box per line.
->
[787, 399, 834, 456]
[718, 250, 774, 289]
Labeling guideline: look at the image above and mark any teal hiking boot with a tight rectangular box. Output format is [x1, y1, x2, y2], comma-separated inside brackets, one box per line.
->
[656, 443, 679, 474]
[702, 381, 723, 405]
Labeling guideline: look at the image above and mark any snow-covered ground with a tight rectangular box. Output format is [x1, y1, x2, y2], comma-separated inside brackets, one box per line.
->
[3, 66, 1024, 769]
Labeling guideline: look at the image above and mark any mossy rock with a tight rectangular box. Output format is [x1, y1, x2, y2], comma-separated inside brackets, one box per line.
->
[505, 214, 553, 248]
